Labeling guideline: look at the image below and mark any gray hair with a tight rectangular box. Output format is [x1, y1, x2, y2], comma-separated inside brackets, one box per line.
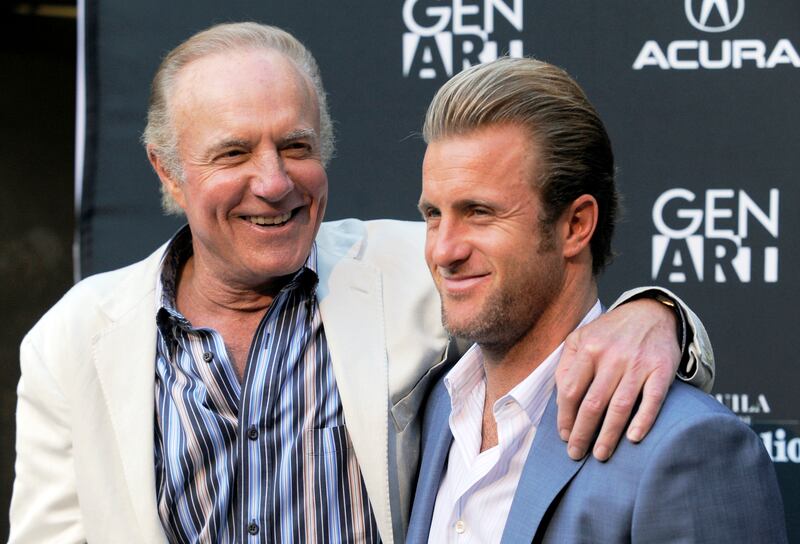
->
[142, 22, 334, 214]
[423, 57, 618, 274]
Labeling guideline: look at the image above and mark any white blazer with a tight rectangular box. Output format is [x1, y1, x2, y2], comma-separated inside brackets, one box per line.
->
[10, 219, 452, 544]
[9, 218, 713, 544]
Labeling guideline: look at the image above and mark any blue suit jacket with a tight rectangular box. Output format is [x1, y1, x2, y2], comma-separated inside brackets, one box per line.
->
[407, 379, 787, 543]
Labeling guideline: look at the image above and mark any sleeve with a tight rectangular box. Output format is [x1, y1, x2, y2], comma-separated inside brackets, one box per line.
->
[8, 334, 85, 544]
[608, 286, 715, 392]
[631, 411, 788, 542]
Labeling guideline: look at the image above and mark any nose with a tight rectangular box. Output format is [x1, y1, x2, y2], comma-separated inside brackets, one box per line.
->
[427, 216, 471, 270]
[249, 151, 295, 202]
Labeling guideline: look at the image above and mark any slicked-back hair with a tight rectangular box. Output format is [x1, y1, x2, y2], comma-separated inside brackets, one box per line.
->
[423, 57, 618, 274]
[142, 22, 334, 214]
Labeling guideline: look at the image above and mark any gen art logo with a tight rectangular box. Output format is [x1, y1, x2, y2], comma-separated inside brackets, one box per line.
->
[633, 0, 800, 70]
[402, 0, 524, 79]
[651, 188, 779, 283]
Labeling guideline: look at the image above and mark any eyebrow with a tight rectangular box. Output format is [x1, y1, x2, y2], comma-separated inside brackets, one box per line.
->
[418, 197, 493, 212]
[455, 198, 492, 209]
[417, 198, 434, 212]
[277, 128, 318, 146]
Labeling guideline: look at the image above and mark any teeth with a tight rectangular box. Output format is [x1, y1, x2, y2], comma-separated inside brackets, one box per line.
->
[247, 212, 292, 226]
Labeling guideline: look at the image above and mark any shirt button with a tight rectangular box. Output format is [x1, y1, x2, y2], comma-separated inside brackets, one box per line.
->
[247, 425, 259, 440]
[202, 351, 214, 363]
[248, 521, 259, 535]
[455, 520, 466, 534]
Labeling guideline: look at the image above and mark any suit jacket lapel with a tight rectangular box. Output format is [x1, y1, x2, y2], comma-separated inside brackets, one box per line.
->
[91, 250, 166, 542]
[406, 381, 454, 544]
[501, 391, 588, 544]
[316, 236, 395, 541]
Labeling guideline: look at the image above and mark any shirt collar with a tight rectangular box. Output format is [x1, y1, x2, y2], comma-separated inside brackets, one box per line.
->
[443, 343, 485, 415]
[444, 300, 603, 426]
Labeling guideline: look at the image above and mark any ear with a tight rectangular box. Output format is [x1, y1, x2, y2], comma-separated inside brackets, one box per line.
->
[561, 194, 598, 260]
[147, 145, 187, 211]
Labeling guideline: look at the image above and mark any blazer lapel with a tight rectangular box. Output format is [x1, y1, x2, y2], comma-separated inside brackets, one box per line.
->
[91, 253, 166, 542]
[316, 239, 395, 541]
[501, 391, 588, 544]
[406, 382, 454, 544]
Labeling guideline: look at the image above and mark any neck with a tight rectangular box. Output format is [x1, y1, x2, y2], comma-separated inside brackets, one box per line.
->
[176, 254, 290, 323]
[481, 274, 597, 408]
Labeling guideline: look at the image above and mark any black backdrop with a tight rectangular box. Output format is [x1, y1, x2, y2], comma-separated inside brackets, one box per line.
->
[78, 1, 800, 538]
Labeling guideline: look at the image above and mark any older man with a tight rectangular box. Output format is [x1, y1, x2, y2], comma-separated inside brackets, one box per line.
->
[11, 23, 713, 544]
[408, 57, 786, 543]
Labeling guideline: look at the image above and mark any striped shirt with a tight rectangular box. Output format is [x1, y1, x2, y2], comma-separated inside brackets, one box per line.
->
[427, 301, 602, 543]
[154, 227, 380, 543]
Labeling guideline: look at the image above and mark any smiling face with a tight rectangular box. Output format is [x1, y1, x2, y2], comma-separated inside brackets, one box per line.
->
[153, 48, 328, 291]
[420, 123, 565, 350]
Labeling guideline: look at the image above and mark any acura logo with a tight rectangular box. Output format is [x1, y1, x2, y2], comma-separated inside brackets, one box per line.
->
[685, 0, 745, 33]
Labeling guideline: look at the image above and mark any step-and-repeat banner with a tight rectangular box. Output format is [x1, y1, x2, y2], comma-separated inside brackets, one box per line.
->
[78, 0, 799, 536]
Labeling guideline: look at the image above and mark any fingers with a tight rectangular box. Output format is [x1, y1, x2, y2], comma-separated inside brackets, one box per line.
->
[583, 363, 672, 461]
[565, 364, 622, 460]
[555, 335, 595, 443]
[625, 368, 672, 443]
[590, 368, 645, 461]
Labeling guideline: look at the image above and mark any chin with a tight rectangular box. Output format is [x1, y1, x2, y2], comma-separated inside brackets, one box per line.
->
[254, 245, 307, 269]
[441, 310, 479, 337]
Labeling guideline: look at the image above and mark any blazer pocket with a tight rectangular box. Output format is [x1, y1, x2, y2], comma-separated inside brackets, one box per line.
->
[304, 425, 352, 457]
